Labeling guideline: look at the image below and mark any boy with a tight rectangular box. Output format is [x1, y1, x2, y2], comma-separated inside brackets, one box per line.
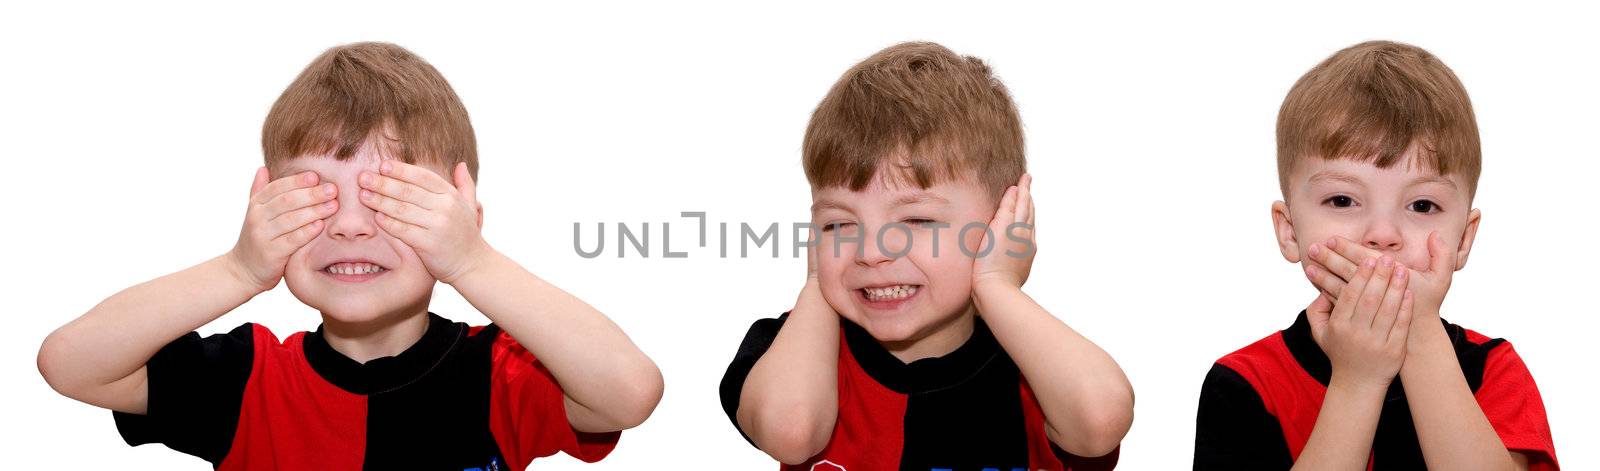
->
[1193, 41, 1558, 470]
[36, 42, 663, 470]
[719, 42, 1134, 470]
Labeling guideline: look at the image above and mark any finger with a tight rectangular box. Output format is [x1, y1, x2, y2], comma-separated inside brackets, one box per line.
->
[360, 171, 438, 209]
[265, 183, 338, 219]
[1014, 174, 1031, 225]
[453, 162, 477, 205]
[379, 159, 455, 194]
[249, 167, 269, 198]
[1326, 236, 1383, 277]
[992, 186, 1019, 227]
[360, 188, 435, 228]
[1427, 231, 1452, 274]
[1308, 292, 1334, 319]
[1303, 262, 1346, 299]
[1373, 264, 1409, 331]
[254, 171, 320, 204]
[1390, 290, 1415, 345]
[1356, 256, 1395, 327]
[1335, 256, 1377, 322]
[375, 211, 426, 246]
[271, 218, 324, 247]
[1307, 242, 1359, 283]
[268, 199, 338, 237]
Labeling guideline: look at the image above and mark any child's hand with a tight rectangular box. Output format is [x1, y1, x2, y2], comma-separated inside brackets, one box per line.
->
[357, 160, 489, 284]
[227, 167, 339, 292]
[1304, 233, 1454, 319]
[1307, 255, 1415, 390]
[972, 174, 1036, 291]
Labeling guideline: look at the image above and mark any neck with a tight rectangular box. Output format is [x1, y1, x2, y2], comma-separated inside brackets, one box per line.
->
[882, 304, 977, 363]
[320, 302, 431, 364]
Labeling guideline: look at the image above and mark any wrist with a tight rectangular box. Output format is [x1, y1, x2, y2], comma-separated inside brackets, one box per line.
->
[217, 252, 270, 295]
[1328, 371, 1393, 397]
[1406, 314, 1449, 348]
[972, 277, 1022, 307]
[794, 277, 828, 312]
[443, 241, 499, 286]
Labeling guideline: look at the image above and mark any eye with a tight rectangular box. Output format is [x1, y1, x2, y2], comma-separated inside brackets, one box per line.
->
[903, 218, 937, 226]
[820, 221, 855, 233]
[1408, 199, 1440, 214]
[1322, 195, 1356, 208]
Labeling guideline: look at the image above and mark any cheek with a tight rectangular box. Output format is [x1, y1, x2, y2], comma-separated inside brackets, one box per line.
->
[282, 245, 316, 289]
[908, 248, 972, 301]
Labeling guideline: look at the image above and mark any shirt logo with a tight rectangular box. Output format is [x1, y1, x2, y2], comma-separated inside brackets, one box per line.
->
[463, 456, 504, 471]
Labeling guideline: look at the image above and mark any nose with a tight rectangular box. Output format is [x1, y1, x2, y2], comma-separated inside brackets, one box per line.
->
[855, 223, 910, 267]
[326, 183, 377, 241]
[1360, 210, 1404, 252]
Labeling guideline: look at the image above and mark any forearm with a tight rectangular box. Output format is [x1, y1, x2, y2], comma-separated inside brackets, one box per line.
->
[737, 280, 839, 464]
[972, 281, 1132, 456]
[38, 253, 260, 410]
[1400, 320, 1520, 471]
[450, 248, 662, 432]
[1292, 378, 1387, 470]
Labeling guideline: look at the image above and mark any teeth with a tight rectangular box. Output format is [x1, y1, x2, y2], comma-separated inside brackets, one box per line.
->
[862, 285, 918, 302]
[325, 262, 385, 275]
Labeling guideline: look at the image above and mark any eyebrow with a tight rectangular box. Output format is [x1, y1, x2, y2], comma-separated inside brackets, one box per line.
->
[810, 192, 950, 214]
[892, 193, 950, 207]
[1407, 175, 1459, 190]
[1306, 171, 1366, 187]
[811, 199, 849, 214]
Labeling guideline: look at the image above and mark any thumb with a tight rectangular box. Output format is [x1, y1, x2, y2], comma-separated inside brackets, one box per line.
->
[453, 162, 477, 204]
[250, 167, 269, 198]
[1307, 293, 1333, 326]
[1427, 230, 1452, 274]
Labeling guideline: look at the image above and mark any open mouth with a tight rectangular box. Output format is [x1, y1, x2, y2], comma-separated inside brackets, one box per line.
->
[320, 260, 389, 282]
[857, 284, 921, 308]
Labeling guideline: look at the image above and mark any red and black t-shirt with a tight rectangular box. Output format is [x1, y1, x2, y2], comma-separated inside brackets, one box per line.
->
[1194, 311, 1558, 470]
[720, 313, 1120, 471]
[112, 312, 619, 470]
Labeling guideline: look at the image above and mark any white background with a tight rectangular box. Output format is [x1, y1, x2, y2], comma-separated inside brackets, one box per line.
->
[2, 1, 1595, 469]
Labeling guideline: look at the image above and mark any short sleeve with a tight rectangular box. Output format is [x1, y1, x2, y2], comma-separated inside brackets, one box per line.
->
[1475, 342, 1559, 470]
[717, 313, 789, 446]
[1055, 444, 1120, 470]
[1193, 364, 1294, 471]
[112, 323, 256, 465]
[487, 331, 620, 468]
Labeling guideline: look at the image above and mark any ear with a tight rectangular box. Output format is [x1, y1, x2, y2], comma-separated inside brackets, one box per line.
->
[1454, 208, 1481, 271]
[1271, 200, 1301, 263]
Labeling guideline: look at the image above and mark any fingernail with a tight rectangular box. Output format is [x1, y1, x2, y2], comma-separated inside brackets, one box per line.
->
[359, 173, 373, 186]
[323, 200, 336, 210]
[302, 172, 317, 184]
[1308, 244, 1321, 257]
[360, 189, 373, 200]
[1381, 257, 1393, 268]
[1395, 266, 1407, 279]
[380, 161, 392, 174]
[324, 184, 336, 196]
[1364, 257, 1376, 268]
[1326, 237, 1337, 247]
[1304, 265, 1317, 276]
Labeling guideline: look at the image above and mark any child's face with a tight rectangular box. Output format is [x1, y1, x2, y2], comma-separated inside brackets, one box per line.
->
[1273, 150, 1480, 275]
[277, 147, 440, 325]
[811, 167, 996, 349]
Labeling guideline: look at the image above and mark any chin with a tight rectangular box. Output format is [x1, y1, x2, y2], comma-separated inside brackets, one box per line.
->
[315, 300, 396, 324]
[285, 274, 431, 326]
